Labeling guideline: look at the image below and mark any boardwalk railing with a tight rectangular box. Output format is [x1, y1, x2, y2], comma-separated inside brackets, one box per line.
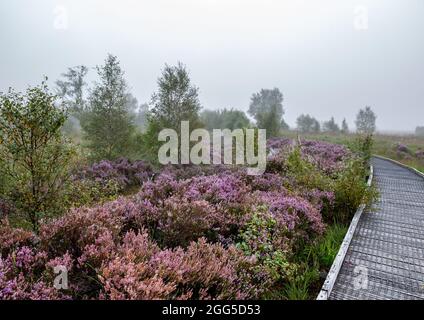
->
[317, 165, 374, 300]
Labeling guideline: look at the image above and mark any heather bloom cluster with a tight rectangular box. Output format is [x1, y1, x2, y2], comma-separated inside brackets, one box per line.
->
[65, 158, 154, 208]
[396, 143, 410, 154]
[299, 140, 351, 174]
[73, 158, 154, 190]
[0, 222, 70, 300]
[267, 138, 350, 173]
[0, 138, 357, 300]
[267, 137, 293, 151]
[416, 150, 424, 159]
[394, 143, 424, 163]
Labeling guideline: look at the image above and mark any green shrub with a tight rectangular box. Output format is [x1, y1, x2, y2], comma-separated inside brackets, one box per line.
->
[351, 133, 374, 166]
[236, 208, 301, 298]
[80, 55, 136, 161]
[332, 159, 377, 224]
[285, 147, 333, 190]
[64, 179, 121, 209]
[0, 80, 76, 231]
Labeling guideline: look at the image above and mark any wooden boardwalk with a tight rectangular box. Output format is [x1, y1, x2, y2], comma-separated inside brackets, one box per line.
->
[323, 157, 424, 300]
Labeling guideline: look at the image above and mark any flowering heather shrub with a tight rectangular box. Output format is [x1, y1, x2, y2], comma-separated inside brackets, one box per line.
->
[0, 245, 70, 300]
[144, 196, 220, 247]
[98, 231, 175, 300]
[74, 158, 154, 188]
[161, 163, 236, 180]
[395, 143, 413, 160]
[267, 150, 290, 174]
[267, 137, 293, 152]
[100, 234, 266, 299]
[0, 137, 362, 300]
[131, 173, 254, 246]
[39, 202, 125, 259]
[63, 158, 154, 210]
[300, 189, 335, 217]
[252, 191, 325, 242]
[0, 220, 35, 256]
[299, 140, 350, 174]
[1, 207, 267, 299]
[416, 150, 424, 159]
[266, 140, 366, 224]
[2, 193, 264, 299]
[184, 174, 251, 207]
[242, 173, 288, 193]
[267, 138, 350, 175]
[396, 143, 410, 154]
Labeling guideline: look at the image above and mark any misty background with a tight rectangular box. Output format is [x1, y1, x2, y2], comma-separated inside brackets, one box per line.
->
[0, 0, 423, 132]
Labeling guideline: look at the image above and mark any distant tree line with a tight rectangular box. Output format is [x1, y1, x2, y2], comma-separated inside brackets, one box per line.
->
[54, 57, 296, 162]
[295, 106, 377, 135]
[3, 52, 382, 173]
[201, 108, 251, 131]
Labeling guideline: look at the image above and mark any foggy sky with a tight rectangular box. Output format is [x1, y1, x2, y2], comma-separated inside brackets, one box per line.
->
[1, 0, 423, 132]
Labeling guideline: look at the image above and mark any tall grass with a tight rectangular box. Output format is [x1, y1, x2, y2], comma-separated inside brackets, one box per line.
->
[283, 224, 348, 300]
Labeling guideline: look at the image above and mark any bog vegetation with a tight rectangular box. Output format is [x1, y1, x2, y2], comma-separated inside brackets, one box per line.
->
[3, 54, 422, 300]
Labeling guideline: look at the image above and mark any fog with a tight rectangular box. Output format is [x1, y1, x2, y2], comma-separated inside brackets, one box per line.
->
[1, 0, 423, 132]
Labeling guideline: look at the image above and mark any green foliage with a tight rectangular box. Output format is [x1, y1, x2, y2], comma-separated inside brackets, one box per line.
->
[149, 62, 202, 132]
[286, 147, 332, 190]
[248, 88, 286, 138]
[55, 66, 88, 141]
[138, 120, 164, 165]
[80, 54, 136, 161]
[341, 118, 349, 134]
[280, 118, 290, 131]
[134, 103, 149, 132]
[236, 209, 277, 256]
[55, 65, 88, 117]
[201, 108, 250, 130]
[236, 209, 296, 284]
[284, 224, 347, 300]
[355, 106, 376, 134]
[296, 114, 320, 133]
[332, 158, 376, 224]
[141, 62, 203, 162]
[282, 265, 319, 300]
[64, 179, 121, 209]
[284, 146, 376, 224]
[322, 117, 340, 134]
[352, 133, 374, 165]
[0, 80, 76, 231]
